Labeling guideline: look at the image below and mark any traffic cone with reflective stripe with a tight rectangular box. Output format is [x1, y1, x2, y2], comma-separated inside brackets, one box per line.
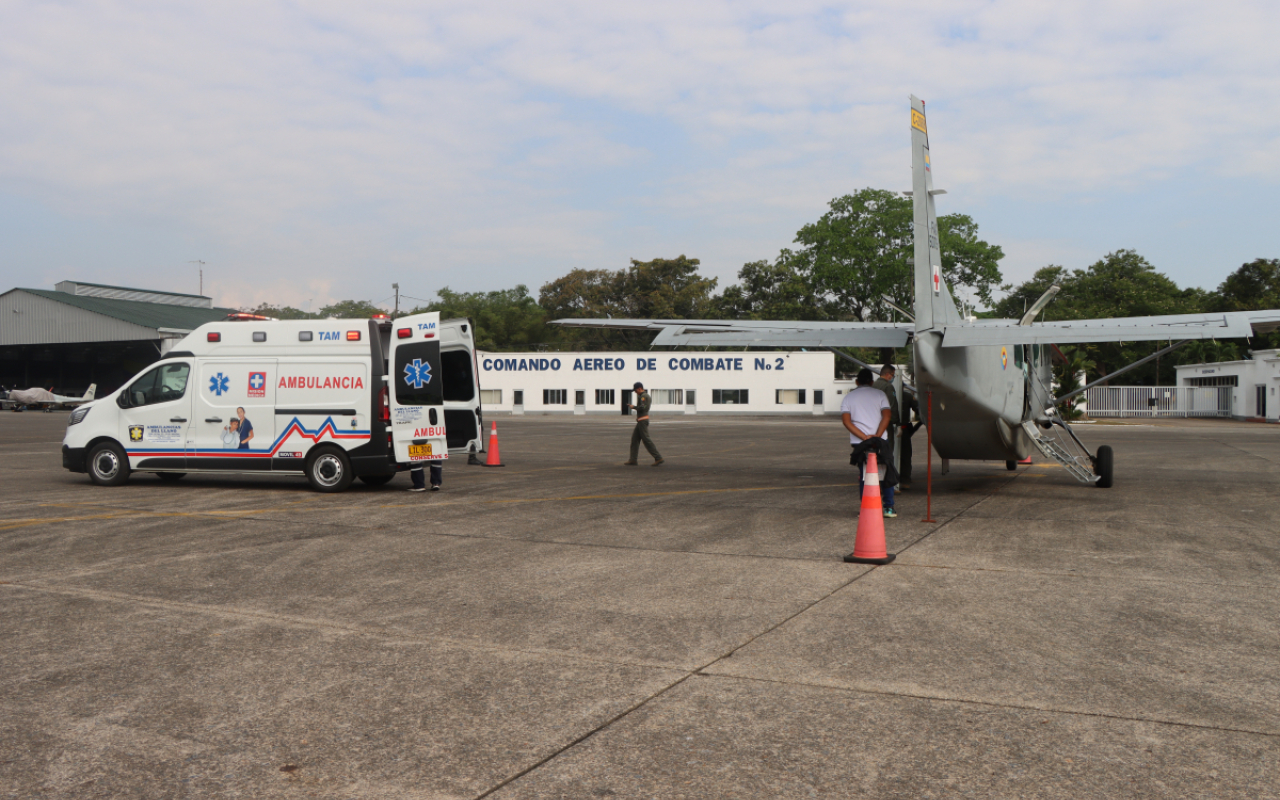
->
[844, 452, 895, 565]
[483, 421, 505, 467]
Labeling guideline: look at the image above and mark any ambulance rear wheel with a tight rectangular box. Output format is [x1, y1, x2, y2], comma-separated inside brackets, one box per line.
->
[306, 447, 354, 493]
[359, 473, 395, 487]
[1094, 446, 1114, 489]
[87, 442, 130, 487]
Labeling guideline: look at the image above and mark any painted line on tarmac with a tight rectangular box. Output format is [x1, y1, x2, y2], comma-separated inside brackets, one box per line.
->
[372, 482, 862, 510]
[0, 499, 326, 532]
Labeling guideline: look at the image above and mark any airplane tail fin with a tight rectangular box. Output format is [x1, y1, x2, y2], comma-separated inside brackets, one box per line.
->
[910, 95, 963, 332]
[83, 384, 96, 401]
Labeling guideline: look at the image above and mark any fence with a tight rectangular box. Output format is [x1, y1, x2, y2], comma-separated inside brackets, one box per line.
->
[1084, 386, 1232, 418]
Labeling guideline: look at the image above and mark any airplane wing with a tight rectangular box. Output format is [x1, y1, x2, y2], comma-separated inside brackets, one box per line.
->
[940, 310, 1280, 347]
[552, 319, 914, 348]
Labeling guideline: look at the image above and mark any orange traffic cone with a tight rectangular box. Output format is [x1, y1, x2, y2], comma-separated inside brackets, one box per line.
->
[1019, 455, 1033, 465]
[483, 421, 505, 467]
[844, 452, 895, 565]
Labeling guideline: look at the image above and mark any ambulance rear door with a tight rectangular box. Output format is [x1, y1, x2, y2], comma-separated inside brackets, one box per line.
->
[438, 318, 483, 454]
[387, 312, 447, 464]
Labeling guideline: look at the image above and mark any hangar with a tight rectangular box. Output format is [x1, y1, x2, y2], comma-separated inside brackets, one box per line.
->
[0, 281, 237, 396]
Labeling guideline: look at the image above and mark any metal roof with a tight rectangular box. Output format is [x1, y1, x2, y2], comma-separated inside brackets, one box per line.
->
[56, 280, 210, 300]
[14, 289, 238, 332]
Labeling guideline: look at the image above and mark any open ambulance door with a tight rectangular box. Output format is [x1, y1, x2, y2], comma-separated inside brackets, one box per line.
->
[387, 312, 448, 464]
[439, 318, 484, 455]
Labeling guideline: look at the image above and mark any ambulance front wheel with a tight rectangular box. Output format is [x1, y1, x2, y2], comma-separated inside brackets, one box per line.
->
[87, 441, 130, 487]
[306, 446, 354, 493]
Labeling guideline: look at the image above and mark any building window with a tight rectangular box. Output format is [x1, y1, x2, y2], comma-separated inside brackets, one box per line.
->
[651, 389, 683, 405]
[1185, 376, 1238, 387]
[595, 389, 616, 405]
[712, 389, 749, 405]
[775, 389, 807, 405]
[575, 390, 585, 406]
[813, 390, 824, 405]
[543, 389, 567, 405]
[686, 390, 696, 406]
[479, 389, 502, 405]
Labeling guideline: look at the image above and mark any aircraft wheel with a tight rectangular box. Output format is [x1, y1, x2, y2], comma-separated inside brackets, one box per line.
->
[360, 473, 396, 486]
[1006, 460, 1017, 471]
[157, 472, 186, 482]
[87, 442, 130, 487]
[306, 446, 354, 493]
[1094, 445, 1114, 488]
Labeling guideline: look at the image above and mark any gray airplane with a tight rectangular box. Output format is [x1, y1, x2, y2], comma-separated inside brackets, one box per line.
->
[556, 96, 1280, 487]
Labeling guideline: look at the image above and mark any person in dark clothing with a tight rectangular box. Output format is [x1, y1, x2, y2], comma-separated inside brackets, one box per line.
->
[898, 388, 922, 489]
[625, 381, 663, 466]
[872, 365, 900, 484]
[408, 460, 443, 492]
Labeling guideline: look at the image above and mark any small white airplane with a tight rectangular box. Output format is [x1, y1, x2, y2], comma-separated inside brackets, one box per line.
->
[2, 384, 97, 412]
[555, 95, 1280, 488]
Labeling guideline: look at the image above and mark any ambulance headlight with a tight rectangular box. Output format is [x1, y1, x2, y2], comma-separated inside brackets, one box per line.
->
[68, 406, 91, 426]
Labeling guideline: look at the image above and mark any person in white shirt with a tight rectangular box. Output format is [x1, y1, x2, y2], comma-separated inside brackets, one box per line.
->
[220, 419, 241, 449]
[840, 368, 896, 517]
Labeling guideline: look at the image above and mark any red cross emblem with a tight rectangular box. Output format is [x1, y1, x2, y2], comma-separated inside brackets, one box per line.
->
[932, 265, 941, 294]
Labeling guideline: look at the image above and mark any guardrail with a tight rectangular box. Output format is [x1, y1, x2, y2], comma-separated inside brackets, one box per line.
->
[1084, 386, 1231, 418]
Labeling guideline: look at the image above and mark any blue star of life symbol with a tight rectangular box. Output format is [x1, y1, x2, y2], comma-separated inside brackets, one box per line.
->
[403, 358, 432, 389]
[209, 372, 229, 396]
[250, 373, 264, 390]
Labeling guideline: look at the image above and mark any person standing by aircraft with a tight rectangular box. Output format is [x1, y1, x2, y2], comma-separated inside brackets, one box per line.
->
[873, 364, 900, 483]
[624, 382, 664, 466]
[842, 368, 896, 518]
[235, 407, 254, 450]
[898, 388, 922, 490]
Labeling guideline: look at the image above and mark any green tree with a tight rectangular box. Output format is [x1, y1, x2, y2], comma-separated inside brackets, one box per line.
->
[1211, 258, 1280, 349]
[242, 303, 319, 319]
[409, 285, 555, 351]
[714, 253, 832, 321]
[318, 299, 388, 319]
[1053, 346, 1095, 420]
[937, 214, 1005, 306]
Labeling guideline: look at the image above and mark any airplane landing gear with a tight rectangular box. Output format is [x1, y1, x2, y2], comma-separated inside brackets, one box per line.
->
[1093, 445, 1113, 488]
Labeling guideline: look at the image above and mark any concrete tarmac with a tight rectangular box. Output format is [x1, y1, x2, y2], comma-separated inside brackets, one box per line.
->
[1, 413, 1277, 798]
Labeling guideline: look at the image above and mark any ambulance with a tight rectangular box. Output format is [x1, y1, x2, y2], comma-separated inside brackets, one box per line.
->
[60, 312, 484, 492]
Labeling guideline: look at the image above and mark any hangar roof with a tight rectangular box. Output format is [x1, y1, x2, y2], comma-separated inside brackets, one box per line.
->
[13, 288, 237, 332]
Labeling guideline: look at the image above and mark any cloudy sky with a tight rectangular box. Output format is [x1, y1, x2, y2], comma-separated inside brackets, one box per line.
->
[2, 1, 1277, 312]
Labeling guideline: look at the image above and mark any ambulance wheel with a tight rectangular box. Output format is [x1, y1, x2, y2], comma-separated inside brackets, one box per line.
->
[1006, 460, 1017, 471]
[87, 441, 130, 487]
[359, 473, 395, 487]
[1094, 446, 1114, 489]
[157, 472, 186, 482]
[306, 446, 354, 493]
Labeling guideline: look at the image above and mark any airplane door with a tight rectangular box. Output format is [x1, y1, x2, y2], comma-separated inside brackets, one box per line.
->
[191, 360, 277, 471]
[388, 312, 447, 464]
[117, 360, 194, 471]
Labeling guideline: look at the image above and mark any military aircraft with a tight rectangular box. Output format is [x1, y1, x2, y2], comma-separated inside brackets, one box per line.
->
[555, 96, 1280, 487]
[2, 384, 97, 412]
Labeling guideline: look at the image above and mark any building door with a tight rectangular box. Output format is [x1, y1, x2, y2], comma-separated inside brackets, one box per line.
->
[1257, 385, 1267, 418]
[620, 389, 632, 415]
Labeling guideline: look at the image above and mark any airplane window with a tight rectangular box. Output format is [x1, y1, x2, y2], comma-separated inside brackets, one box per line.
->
[1013, 346, 1024, 368]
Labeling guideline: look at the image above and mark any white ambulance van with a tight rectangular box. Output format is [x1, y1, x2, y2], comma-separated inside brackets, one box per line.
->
[61, 312, 484, 492]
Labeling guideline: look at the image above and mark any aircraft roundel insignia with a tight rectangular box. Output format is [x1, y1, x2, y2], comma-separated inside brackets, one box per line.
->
[1001, 347, 1008, 370]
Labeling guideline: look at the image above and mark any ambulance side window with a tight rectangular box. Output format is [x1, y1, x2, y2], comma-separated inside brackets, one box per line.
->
[123, 363, 190, 407]
[441, 350, 475, 402]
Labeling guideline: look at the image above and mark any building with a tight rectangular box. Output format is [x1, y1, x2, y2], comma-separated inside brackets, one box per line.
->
[476, 350, 861, 415]
[0, 281, 238, 395]
[1175, 349, 1280, 421]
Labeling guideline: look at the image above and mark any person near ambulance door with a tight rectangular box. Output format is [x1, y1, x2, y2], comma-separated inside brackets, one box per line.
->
[841, 368, 897, 518]
[624, 382, 664, 466]
[235, 407, 254, 450]
[407, 459, 443, 492]
[220, 419, 241, 449]
[873, 364, 901, 488]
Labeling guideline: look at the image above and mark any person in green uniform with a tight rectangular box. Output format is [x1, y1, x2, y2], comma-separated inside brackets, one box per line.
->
[873, 365, 900, 486]
[625, 381, 664, 466]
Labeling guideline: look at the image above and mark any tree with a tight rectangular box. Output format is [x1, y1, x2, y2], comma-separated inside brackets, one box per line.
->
[318, 299, 388, 319]
[409, 285, 555, 351]
[714, 253, 832, 321]
[1053, 346, 1095, 420]
[937, 214, 1005, 307]
[242, 303, 319, 319]
[1212, 258, 1280, 349]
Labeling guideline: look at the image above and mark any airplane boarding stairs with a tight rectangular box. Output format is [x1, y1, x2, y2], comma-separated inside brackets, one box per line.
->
[1021, 419, 1100, 484]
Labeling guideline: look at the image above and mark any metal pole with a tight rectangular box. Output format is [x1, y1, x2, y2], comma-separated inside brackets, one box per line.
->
[923, 390, 936, 523]
[392, 283, 400, 320]
[1054, 339, 1191, 405]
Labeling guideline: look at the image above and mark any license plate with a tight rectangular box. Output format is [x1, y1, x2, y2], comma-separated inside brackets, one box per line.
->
[408, 443, 433, 458]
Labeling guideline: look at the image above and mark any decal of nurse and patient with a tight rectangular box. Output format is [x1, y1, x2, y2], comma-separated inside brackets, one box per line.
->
[219, 408, 256, 449]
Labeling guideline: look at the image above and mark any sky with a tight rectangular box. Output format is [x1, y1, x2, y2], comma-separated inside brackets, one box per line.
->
[2, 0, 1277, 313]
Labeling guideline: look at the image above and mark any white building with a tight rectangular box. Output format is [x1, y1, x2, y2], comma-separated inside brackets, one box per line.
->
[1175, 349, 1280, 421]
[476, 350, 860, 415]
